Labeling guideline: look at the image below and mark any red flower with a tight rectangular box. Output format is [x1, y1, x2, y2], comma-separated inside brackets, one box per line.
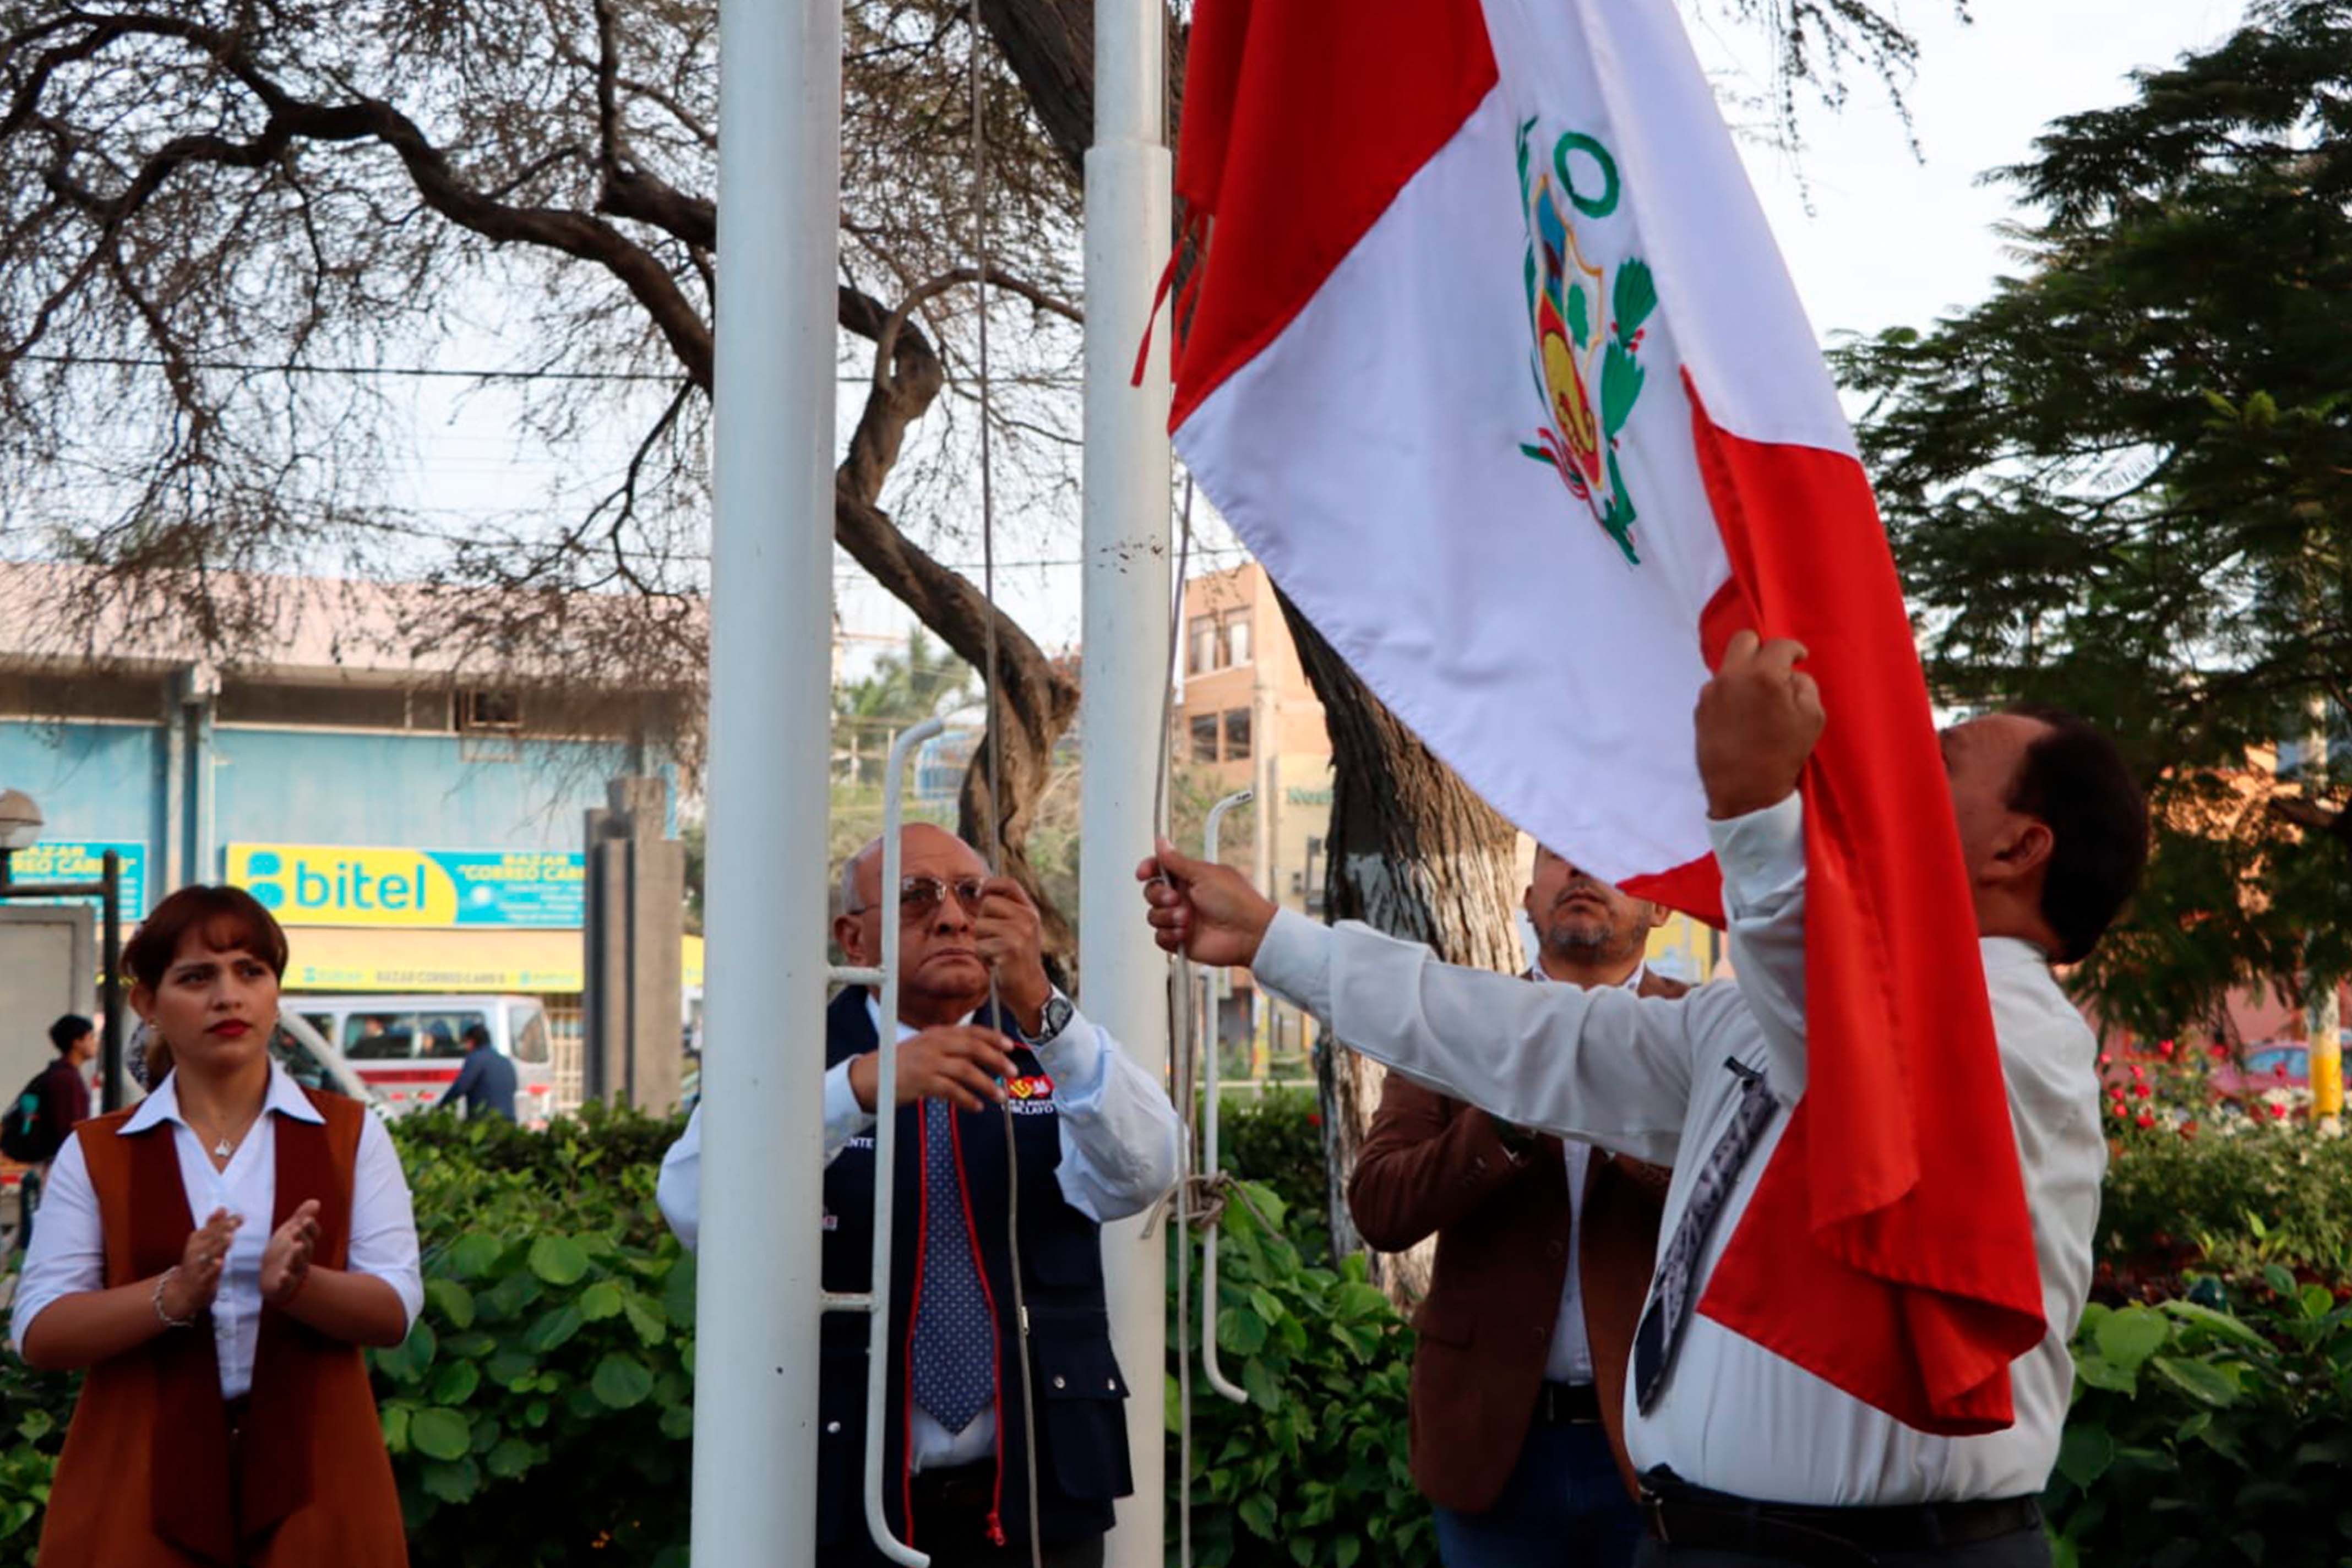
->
[1305, 1112, 1322, 1126]
[2129, 1063, 2147, 1081]
[2133, 1083, 2151, 1100]
[2097, 1052, 2114, 1067]
[2180, 1121, 2199, 1140]
[2158, 1039, 2175, 1058]
[2136, 1112, 2156, 1130]
[2269, 1102, 2289, 1120]
[2210, 1043, 2230, 1061]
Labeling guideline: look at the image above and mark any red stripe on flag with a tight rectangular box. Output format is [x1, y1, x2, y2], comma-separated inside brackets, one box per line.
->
[1170, 0, 1498, 429]
[1681, 372, 2045, 1434]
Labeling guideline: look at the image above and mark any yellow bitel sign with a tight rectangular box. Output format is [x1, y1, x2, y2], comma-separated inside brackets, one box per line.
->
[228, 845, 461, 927]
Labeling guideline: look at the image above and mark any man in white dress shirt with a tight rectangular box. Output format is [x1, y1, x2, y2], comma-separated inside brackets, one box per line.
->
[660, 824, 1180, 1567]
[1141, 635, 2148, 1567]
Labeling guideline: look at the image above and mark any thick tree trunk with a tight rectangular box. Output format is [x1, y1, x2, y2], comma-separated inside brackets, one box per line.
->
[1273, 591, 1522, 1302]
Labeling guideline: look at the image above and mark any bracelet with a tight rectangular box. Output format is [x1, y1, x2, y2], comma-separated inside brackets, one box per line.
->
[153, 1267, 198, 1329]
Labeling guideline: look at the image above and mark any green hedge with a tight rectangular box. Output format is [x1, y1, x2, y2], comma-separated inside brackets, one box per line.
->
[1167, 1180, 1430, 1568]
[4, 1102, 2349, 1568]
[2097, 1117, 2352, 1297]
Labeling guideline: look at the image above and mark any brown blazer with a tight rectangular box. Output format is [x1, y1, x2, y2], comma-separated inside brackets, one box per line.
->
[1345, 968, 1686, 1515]
[37, 1091, 408, 1568]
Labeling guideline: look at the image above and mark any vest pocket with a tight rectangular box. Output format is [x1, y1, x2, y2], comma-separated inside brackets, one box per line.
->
[1026, 1315, 1133, 1501]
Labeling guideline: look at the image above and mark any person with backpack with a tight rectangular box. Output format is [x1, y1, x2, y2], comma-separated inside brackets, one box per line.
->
[3, 1015, 96, 1249]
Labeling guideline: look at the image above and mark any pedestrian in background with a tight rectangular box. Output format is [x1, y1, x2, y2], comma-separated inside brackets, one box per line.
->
[2, 1015, 97, 1251]
[434, 1023, 517, 1121]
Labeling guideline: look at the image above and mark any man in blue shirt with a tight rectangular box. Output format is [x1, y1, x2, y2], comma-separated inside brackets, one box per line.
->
[436, 1023, 518, 1121]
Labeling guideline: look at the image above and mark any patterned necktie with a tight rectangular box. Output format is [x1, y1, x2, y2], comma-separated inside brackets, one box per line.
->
[911, 1098, 997, 1434]
[1632, 1059, 1779, 1413]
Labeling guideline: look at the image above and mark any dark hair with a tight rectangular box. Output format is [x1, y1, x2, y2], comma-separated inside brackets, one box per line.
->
[48, 1014, 93, 1054]
[462, 1023, 492, 1049]
[2004, 706, 2150, 965]
[122, 886, 291, 1081]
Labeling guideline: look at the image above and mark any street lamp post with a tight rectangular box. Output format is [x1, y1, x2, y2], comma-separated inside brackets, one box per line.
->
[0, 791, 127, 1110]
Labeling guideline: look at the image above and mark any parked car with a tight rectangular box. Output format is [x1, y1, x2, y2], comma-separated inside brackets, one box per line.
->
[121, 1012, 380, 1110]
[286, 994, 556, 1126]
[2211, 1042, 2311, 1104]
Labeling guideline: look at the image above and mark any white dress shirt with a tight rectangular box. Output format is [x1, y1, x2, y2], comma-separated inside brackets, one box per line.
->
[656, 988, 1180, 1469]
[11, 1063, 425, 1399]
[1254, 794, 2103, 1506]
[1538, 961, 1645, 1386]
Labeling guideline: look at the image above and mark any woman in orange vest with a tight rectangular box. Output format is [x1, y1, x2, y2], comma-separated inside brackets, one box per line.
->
[10, 884, 420, 1567]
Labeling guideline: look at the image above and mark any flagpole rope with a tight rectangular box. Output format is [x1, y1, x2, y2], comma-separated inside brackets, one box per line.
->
[961, 10, 1048, 1567]
[964, 9, 1200, 1561]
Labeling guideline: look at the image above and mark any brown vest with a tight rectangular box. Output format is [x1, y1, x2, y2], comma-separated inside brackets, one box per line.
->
[1345, 968, 1686, 1513]
[37, 1092, 407, 1568]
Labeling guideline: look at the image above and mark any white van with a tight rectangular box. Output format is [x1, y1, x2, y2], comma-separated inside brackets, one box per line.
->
[287, 994, 556, 1127]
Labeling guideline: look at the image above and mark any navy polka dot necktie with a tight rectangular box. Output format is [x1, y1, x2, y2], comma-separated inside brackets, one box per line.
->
[911, 1098, 997, 1434]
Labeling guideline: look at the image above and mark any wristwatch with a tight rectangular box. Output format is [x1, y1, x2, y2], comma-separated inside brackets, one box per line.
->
[1022, 992, 1075, 1046]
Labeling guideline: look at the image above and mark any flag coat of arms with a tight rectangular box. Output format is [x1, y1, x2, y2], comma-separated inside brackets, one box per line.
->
[1169, 0, 2047, 1434]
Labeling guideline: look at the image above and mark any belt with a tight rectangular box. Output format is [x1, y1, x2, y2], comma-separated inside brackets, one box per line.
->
[1533, 1380, 1602, 1425]
[1639, 1471, 2043, 1566]
[910, 1460, 996, 1518]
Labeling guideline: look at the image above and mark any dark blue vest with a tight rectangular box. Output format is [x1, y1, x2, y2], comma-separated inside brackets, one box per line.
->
[816, 989, 1134, 1558]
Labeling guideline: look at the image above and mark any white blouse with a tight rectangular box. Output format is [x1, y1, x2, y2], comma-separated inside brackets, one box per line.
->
[11, 1063, 424, 1398]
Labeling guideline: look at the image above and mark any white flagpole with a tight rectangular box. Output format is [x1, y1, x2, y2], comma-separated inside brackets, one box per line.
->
[693, 0, 841, 1556]
[1081, 0, 1174, 1562]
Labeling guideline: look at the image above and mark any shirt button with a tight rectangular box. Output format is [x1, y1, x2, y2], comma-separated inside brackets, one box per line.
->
[1547, 1240, 1565, 1259]
[1051, 1375, 1066, 1390]
[1106, 1378, 1118, 1391]
[826, 1420, 842, 1434]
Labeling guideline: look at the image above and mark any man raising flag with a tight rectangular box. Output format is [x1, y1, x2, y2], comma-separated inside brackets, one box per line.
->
[1156, 0, 2150, 1560]
[1141, 641, 2147, 1564]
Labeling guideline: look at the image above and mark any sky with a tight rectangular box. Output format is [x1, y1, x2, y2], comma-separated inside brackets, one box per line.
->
[831, 0, 2253, 668]
[367, 1, 2252, 680]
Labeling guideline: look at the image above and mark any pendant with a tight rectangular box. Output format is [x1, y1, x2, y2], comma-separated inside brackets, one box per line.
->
[213, 1136, 232, 1159]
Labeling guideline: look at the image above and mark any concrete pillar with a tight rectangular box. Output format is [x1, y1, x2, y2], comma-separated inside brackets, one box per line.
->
[583, 776, 686, 1112]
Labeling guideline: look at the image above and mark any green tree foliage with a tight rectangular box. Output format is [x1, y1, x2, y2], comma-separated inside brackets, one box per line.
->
[1832, 0, 2352, 1036]
[833, 631, 979, 789]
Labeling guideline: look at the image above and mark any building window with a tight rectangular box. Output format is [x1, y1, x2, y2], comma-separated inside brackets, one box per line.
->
[1222, 614, 1251, 667]
[1223, 707, 1252, 761]
[460, 689, 523, 731]
[1190, 713, 1221, 763]
[1189, 617, 1219, 676]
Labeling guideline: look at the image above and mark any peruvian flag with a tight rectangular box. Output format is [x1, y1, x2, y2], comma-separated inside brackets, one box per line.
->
[1168, 0, 2045, 1434]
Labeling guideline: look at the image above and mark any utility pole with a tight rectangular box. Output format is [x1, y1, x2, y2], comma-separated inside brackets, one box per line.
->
[2304, 695, 2343, 1126]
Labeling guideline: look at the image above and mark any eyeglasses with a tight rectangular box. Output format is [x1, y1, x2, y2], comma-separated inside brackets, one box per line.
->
[878, 875, 987, 921]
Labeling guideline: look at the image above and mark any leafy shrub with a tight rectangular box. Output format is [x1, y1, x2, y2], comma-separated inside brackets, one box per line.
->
[1167, 1179, 1434, 1568]
[1211, 1089, 1332, 1264]
[2046, 1285, 2352, 1568]
[2098, 1118, 2352, 1295]
[382, 1103, 695, 1567]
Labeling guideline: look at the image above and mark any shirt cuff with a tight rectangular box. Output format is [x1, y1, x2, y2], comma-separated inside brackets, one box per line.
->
[1029, 994, 1106, 1104]
[1706, 791, 1806, 915]
[823, 1057, 878, 1154]
[1253, 907, 1335, 1020]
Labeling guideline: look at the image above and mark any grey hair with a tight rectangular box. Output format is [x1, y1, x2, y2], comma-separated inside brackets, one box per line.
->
[837, 835, 884, 916]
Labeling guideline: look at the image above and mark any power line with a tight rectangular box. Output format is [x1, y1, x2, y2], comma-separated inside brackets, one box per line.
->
[17, 352, 880, 386]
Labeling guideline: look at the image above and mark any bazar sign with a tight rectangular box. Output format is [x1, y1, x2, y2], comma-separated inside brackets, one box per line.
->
[226, 843, 585, 929]
[3, 840, 149, 913]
